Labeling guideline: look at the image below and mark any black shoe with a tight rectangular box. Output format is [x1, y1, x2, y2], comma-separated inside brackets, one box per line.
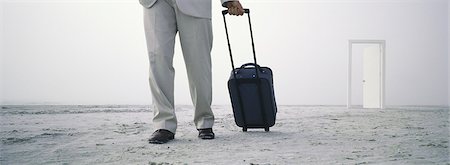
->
[148, 129, 174, 144]
[198, 128, 215, 140]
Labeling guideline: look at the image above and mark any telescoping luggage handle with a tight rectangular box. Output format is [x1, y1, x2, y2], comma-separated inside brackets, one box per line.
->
[222, 9, 260, 78]
[222, 9, 270, 132]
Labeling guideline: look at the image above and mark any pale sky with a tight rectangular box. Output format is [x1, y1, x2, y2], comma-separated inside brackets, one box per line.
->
[0, 0, 448, 105]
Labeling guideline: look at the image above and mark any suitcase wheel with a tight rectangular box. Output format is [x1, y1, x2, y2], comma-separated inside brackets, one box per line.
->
[265, 127, 269, 132]
[243, 127, 248, 132]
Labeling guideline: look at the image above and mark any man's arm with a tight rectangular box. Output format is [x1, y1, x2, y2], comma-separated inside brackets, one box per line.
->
[221, 0, 244, 16]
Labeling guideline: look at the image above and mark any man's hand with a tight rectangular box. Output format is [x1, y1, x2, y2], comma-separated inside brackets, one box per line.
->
[226, 1, 244, 16]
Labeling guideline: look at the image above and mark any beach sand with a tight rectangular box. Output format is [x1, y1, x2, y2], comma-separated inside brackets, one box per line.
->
[1, 105, 449, 164]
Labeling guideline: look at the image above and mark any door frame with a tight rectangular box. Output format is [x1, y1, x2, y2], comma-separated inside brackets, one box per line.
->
[347, 40, 386, 109]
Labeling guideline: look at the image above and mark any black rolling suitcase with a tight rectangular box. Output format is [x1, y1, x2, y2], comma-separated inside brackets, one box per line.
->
[222, 9, 277, 132]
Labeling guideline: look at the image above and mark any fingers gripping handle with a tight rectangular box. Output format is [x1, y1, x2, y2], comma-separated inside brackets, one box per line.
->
[222, 9, 250, 15]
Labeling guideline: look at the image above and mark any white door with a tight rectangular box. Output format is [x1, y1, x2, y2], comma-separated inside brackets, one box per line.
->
[363, 45, 381, 108]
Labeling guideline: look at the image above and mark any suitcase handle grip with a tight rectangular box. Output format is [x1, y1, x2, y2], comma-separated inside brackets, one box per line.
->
[240, 63, 261, 69]
[222, 9, 250, 15]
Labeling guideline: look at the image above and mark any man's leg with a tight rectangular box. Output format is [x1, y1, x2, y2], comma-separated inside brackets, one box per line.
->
[174, 5, 214, 130]
[143, 0, 178, 134]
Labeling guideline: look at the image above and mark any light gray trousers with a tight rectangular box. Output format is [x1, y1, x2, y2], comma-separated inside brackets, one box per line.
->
[143, 0, 214, 134]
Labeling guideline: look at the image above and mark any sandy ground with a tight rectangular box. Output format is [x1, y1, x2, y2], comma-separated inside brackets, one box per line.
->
[0, 105, 449, 165]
